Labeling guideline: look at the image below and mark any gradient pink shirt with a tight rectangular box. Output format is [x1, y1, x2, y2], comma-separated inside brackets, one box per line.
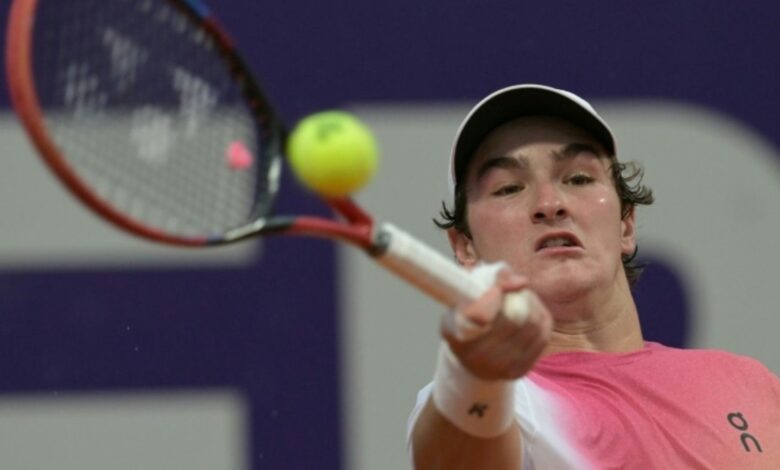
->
[409, 342, 780, 469]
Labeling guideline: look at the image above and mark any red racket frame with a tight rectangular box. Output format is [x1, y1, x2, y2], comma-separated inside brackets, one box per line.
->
[5, 0, 378, 251]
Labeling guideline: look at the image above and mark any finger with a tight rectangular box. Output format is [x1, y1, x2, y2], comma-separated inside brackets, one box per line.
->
[459, 284, 504, 326]
[441, 284, 505, 343]
[496, 269, 528, 292]
[447, 289, 540, 352]
[492, 313, 551, 378]
[441, 308, 491, 343]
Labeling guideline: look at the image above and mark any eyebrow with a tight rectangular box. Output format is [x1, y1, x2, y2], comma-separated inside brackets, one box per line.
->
[474, 155, 527, 181]
[552, 142, 603, 161]
[474, 142, 603, 182]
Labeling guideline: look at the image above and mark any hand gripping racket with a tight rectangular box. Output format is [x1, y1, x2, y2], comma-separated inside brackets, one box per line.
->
[5, 0, 529, 326]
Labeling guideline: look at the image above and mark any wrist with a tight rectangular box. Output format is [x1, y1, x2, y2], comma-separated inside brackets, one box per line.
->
[431, 342, 516, 438]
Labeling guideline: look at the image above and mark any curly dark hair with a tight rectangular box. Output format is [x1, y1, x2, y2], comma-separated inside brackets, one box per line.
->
[434, 158, 654, 286]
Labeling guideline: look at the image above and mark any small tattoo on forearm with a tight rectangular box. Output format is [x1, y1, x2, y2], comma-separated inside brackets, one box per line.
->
[469, 403, 488, 418]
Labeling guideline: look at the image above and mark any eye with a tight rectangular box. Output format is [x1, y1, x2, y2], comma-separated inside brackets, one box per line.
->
[566, 173, 595, 186]
[491, 184, 522, 196]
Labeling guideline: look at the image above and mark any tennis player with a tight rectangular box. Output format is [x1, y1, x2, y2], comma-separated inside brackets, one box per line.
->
[407, 84, 780, 469]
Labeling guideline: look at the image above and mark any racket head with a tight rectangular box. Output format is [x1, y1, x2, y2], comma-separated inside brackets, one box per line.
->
[6, 0, 285, 246]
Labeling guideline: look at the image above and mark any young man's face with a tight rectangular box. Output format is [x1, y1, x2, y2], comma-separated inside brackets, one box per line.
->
[450, 116, 636, 304]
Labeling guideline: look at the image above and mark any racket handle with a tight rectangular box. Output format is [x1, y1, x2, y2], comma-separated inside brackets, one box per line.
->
[373, 223, 529, 325]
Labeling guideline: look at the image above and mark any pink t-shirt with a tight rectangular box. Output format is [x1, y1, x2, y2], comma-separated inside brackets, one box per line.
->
[409, 342, 780, 469]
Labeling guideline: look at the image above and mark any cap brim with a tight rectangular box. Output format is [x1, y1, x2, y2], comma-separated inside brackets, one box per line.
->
[451, 84, 615, 190]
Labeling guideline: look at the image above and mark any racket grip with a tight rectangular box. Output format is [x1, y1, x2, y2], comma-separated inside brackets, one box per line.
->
[373, 223, 529, 325]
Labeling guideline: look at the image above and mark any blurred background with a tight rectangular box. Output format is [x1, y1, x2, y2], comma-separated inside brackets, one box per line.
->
[1, 1, 778, 469]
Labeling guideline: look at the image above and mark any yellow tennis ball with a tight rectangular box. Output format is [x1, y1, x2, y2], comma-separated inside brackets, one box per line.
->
[286, 111, 379, 197]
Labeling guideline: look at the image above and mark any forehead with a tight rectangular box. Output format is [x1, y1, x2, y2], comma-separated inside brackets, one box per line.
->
[471, 116, 605, 163]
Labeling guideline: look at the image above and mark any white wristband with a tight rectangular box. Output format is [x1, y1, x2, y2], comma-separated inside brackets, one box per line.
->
[432, 342, 515, 438]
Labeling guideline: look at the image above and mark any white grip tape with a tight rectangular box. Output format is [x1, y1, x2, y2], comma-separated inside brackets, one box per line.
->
[432, 342, 515, 438]
[375, 223, 484, 305]
[375, 223, 530, 329]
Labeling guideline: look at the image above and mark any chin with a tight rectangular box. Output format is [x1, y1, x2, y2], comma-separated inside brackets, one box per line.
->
[531, 264, 600, 302]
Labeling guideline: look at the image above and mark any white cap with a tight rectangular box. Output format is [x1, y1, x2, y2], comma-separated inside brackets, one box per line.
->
[448, 84, 615, 196]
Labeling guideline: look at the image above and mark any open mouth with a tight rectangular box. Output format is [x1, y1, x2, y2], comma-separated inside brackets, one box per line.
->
[535, 233, 582, 251]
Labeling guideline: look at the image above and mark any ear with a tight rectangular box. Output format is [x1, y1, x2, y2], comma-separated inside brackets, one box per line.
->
[620, 206, 637, 256]
[447, 228, 480, 268]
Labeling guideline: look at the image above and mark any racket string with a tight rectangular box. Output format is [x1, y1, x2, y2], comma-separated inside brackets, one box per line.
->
[31, 0, 275, 239]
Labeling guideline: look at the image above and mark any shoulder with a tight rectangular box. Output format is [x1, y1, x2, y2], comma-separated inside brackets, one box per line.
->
[654, 342, 760, 363]
[650, 342, 779, 390]
[649, 342, 759, 367]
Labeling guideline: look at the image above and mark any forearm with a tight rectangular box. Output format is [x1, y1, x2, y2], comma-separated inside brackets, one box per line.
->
[409, 268, 547, 469]
[411, 397, 522, 470]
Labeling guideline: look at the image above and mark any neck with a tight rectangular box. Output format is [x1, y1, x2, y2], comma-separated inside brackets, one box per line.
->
[542, 275, 644, 355]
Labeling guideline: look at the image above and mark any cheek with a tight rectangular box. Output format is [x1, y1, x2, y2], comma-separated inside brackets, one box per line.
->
[468, 201, 506, 230]
[589, 193, 626, 252]
[467, 202, 529, 258]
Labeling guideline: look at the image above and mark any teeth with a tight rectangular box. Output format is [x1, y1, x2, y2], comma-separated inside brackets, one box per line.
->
[542, 237, 573, 248]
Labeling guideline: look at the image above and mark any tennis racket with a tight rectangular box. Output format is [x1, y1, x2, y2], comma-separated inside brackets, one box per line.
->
[5, 0, 528, 325]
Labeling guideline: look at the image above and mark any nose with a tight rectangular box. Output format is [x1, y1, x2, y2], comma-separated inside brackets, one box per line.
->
[532, 183, 568, 223]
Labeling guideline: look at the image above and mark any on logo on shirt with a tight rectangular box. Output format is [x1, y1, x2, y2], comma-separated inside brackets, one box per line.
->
[727, 412, 763, 453]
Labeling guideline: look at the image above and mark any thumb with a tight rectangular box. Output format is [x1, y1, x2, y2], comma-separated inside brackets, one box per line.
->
[441, 308, 491, 342]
